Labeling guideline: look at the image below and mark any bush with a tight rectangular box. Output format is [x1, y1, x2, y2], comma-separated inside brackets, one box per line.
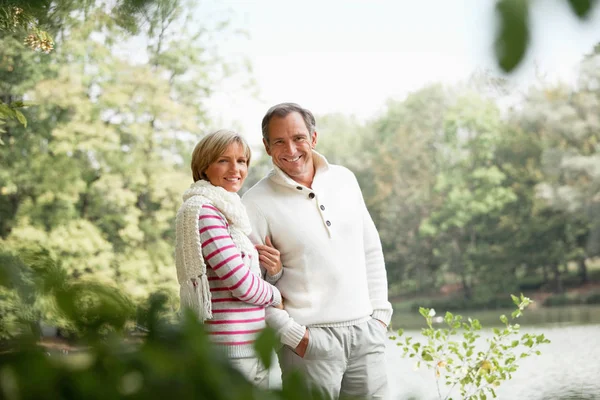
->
[542, 293, 581, 307]
[394, 294, 550, 400]
[517, 275, 546, 291]
[410, 295, 516, 313]
[584, 290, 600, 305]
[0, 248, 326, 400]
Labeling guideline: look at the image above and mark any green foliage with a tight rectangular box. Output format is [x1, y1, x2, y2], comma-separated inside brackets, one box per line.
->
[494, 0, 529, 72]
[567, 0, 597, 18]
[0, 248, 325, 400]
[543, 289, 600, 307]
[0, 0, 160, 50]
[410, 296, 517, 313]
[0, 247, 137, 339]
[583, 289, 600, 304]
[0, 100, 27, 136]
[392, 294, 550, 400]
[494, 0, 598, 72]
[0, 0, 248, 305]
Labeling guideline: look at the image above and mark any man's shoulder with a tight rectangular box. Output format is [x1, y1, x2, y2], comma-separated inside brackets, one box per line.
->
[242, 176, 275, 203]
[326, 163, 358, 182]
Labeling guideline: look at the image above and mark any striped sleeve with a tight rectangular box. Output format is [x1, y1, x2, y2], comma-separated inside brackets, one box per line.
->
[199, 204, 277, 307]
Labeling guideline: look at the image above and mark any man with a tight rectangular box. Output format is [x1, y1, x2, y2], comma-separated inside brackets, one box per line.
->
[242, 103, 393, 399]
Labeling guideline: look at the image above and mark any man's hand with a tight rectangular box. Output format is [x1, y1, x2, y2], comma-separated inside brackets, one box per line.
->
[294, 329, 309, 358]
[256, 236, 283, 277]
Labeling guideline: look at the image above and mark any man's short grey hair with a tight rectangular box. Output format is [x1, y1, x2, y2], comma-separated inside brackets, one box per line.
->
[261, 102, 316, 143]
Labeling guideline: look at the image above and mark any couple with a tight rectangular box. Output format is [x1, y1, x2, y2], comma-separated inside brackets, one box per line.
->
[175, 103, 393, 399]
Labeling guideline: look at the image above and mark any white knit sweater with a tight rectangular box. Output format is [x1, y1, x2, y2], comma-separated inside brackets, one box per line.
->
[242, 151, 393, 349]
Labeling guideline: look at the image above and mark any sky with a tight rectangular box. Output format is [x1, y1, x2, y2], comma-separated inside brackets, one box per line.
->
[198, 0, 600, 146]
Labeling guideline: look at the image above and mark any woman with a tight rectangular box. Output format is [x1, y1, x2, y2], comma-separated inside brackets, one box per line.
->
[175, 129, 282, 388]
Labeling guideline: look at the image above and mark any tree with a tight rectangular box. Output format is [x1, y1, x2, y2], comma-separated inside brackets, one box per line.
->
[0, 0, 158, 125]
[363, 85, 450, 291]
[0, 0, 249, 314]
[515, 49, 599, 284]
[419, 91, 518, 299]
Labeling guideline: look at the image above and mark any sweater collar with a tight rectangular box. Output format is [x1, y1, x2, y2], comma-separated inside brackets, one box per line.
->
[182, 180, 251, 234]
[268, 150, 330, 190]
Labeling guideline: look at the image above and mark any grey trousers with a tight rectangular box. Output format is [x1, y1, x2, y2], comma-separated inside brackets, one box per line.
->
[279, 318, 388, 399]
[230, 357, 270, 389]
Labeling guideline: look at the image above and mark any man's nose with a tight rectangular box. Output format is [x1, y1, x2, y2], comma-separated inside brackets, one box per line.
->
[284, 141, 296, 154]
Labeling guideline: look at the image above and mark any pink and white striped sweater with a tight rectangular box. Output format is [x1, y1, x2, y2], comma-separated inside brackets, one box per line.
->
[201, 204, 281, 358]
[175, 180, 281, 359]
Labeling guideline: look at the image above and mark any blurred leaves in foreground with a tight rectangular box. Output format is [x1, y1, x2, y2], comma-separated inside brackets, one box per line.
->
[495, 0, 598, 72]
[0, 247, 325, 400]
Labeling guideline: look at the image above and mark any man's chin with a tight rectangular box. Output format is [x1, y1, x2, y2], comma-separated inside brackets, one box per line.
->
[276, 163, 303, 175]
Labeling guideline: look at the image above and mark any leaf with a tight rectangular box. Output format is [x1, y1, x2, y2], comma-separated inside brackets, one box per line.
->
[511, 294, 520, 306]
[252, 326, 278, 369]
[14, 110, 27, 128]
[494, 0, 530, 72]
[0, 102, 15, 118]
[567, 0, 596, 18]
[421, 351, 434, 362]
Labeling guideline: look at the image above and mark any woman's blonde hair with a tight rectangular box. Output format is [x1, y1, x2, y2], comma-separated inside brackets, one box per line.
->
[191, 129, 252, 182]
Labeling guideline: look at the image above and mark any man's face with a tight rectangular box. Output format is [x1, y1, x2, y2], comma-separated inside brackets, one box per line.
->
[263, 112, 318, 187]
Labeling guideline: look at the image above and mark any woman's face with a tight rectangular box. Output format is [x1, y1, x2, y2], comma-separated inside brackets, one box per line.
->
[204, 142, 248, 193]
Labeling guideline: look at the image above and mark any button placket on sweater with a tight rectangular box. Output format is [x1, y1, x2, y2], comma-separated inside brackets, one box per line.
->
[304, 188, 332, 235]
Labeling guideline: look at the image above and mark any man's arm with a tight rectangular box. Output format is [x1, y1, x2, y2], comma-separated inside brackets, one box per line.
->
[265, 307, 308, 354]
[358, 184, 393, 326]
[243, 198, 283, 284]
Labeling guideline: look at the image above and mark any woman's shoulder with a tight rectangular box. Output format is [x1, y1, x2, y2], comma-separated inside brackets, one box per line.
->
[179, 196, 225, 220]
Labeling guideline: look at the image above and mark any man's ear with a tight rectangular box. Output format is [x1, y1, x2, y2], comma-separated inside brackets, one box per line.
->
[311, 131, 318, 149]
[262, 138, 272, 156]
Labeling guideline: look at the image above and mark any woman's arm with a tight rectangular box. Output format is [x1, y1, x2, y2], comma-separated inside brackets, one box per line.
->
[199, 204, 281, 307]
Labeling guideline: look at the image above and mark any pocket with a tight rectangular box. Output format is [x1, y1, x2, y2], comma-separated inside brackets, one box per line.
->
[303, 327, 334, 360]
[368, 318, 388, 344]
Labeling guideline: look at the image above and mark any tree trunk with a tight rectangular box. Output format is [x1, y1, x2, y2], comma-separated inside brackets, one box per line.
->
[552, 263, 564, 294]
[578, 258, 589, 284]
[542, 265, 549, 284]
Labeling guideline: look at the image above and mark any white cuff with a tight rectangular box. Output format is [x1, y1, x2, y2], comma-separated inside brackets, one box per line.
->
[265, 269, 283, 285]
[270, 286, 282, 306]
[371, 308, 393, 326]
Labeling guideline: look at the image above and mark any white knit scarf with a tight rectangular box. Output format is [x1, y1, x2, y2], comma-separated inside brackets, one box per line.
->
[175, 180, 257, 321]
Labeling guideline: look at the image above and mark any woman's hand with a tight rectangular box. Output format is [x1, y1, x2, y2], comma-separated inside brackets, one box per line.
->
[255, 236, 283, 277]
[273, 297, 284, 310]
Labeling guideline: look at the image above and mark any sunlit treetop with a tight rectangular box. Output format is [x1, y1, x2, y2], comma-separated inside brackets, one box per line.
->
[0, 0, 157, 53]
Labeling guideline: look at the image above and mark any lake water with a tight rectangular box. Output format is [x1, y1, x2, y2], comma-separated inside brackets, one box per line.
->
[270, 305, 600, 399]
